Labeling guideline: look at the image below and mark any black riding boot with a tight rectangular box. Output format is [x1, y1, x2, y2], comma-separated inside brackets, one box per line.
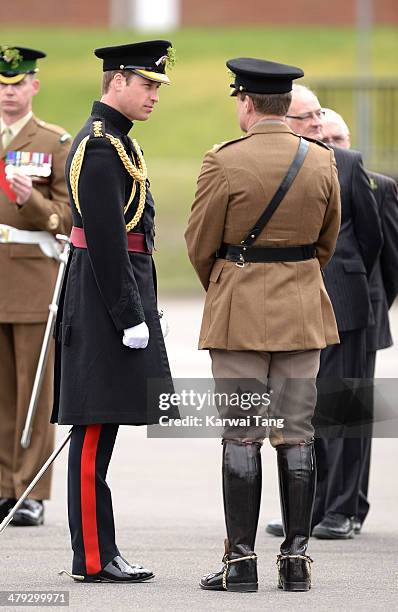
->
[276, 442, 316, 592]
[200, 441, 261, 592]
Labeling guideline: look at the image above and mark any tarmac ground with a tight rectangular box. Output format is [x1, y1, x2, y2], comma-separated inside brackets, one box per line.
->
[1, 299, 397, 612]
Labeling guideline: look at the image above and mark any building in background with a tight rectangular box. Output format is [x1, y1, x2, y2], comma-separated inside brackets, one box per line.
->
[2, 0, 397, 28]
[2, 0, 397, 174]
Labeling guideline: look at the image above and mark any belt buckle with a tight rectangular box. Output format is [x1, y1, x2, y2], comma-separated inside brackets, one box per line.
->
[0, 227, 10, 243]
[235, 253, 245, 268]
[235, 245, 246, 268]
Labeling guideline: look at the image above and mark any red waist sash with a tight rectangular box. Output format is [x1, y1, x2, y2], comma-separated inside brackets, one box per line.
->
[70, 226, 152, 254]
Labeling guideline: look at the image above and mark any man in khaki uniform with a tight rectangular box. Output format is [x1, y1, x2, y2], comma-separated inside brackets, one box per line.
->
[185, 58, 340, 592]
[0, 46, 71, 526]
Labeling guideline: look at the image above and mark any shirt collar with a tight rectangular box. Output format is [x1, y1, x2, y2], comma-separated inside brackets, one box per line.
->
[247, 119, 294, 136]
[0, 111, 33, 138]
[252, 118, 287, 128]
[91, 101, 133, 135]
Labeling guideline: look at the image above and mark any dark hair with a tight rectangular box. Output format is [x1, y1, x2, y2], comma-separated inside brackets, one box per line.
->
[102, 70, 135, 94]
[238, 91, 292, 116]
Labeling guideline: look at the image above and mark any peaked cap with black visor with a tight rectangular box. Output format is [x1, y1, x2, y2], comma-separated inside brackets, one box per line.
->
[94, 40, 173, 85]
[0, 46, 46, 85]
[227, 57, 304, 96]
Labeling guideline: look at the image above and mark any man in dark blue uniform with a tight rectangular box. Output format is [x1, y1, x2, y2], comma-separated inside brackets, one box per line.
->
[52, 41, 175, 583]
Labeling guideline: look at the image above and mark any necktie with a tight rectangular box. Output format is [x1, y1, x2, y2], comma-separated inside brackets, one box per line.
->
[1, 127, 13, 149]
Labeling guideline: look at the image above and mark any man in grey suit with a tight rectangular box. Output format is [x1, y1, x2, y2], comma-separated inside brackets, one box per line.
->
[265, 86, 383, 539]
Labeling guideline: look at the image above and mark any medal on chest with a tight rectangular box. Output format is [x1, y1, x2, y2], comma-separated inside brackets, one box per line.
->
[5, 151, 52, 180]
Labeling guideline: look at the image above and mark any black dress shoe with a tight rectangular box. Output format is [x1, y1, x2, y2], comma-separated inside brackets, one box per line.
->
[352, 517, 362, 534]
[0, 498, 16, 522]
[11, 500, 44, 527]
[277, 554, 313, 592]
[265, 518, 284, 537]
[66, 556, 154, 583]
[312, 513, 354, 539]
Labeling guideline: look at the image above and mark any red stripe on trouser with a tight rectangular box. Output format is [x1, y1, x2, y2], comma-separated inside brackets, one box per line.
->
[81, 424, 102, 575]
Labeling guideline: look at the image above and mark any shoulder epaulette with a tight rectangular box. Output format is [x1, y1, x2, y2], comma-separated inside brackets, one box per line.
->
[302, 135, 331, 150]
[35, 117, 71, 143]
[59, 133, 72, 144]
[211, 134, 247, 153]
[89, 119, 106, 139]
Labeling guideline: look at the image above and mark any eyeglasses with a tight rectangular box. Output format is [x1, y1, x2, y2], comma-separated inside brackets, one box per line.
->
[322, 135, 349, 145]
[286, 109, 325, 121]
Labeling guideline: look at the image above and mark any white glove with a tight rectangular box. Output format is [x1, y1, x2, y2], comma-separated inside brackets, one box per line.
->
[158, 310, 170, 338]
[123, 322, 149, 349]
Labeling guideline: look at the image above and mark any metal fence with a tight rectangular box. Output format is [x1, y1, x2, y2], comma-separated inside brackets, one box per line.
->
[310, 79, 398, 178]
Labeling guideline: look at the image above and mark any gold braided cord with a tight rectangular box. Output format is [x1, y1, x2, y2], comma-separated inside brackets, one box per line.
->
[124, 181, 137, 216]
[68, 130, 147, 232]
[105, 134, 147, 232]
[106, 134, 147, 183]
[69, 136, 89, 215]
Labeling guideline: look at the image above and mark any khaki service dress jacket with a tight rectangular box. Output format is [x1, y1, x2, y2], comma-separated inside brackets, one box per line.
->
[0, 115, 72, 323]
[185, 121, 341, 352]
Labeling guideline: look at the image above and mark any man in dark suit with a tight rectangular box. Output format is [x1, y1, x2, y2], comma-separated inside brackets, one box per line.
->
[265, 87, 383, 539]
[322, 109, 398, 530]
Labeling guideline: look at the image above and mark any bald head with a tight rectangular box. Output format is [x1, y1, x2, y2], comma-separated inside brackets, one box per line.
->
[286, 84, 323, 139]
[322, 108, 351, 149]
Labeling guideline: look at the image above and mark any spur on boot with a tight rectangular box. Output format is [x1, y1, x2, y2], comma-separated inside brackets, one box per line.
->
[277, 553, 313, 591]
[200, 540, 258, 592]
[59, 555, 154, 583]
[276, 442, 316, 592]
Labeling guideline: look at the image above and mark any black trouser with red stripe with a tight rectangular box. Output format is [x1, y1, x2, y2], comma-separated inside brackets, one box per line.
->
[68, 424, 120, 575]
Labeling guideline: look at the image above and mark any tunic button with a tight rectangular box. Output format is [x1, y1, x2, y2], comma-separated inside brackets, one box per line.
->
[47, 213, 59, 230]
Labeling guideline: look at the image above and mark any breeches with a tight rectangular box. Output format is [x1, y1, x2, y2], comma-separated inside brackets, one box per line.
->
[210, 349, 321, 447]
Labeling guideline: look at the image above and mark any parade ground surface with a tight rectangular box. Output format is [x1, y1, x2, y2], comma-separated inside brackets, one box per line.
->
[1, 298, 397, 611]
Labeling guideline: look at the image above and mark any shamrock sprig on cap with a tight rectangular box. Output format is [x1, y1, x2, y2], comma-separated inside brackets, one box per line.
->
[166, 46, 176, 70]
[369, 177, 378, 191]
[0, 46, 23, 70]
